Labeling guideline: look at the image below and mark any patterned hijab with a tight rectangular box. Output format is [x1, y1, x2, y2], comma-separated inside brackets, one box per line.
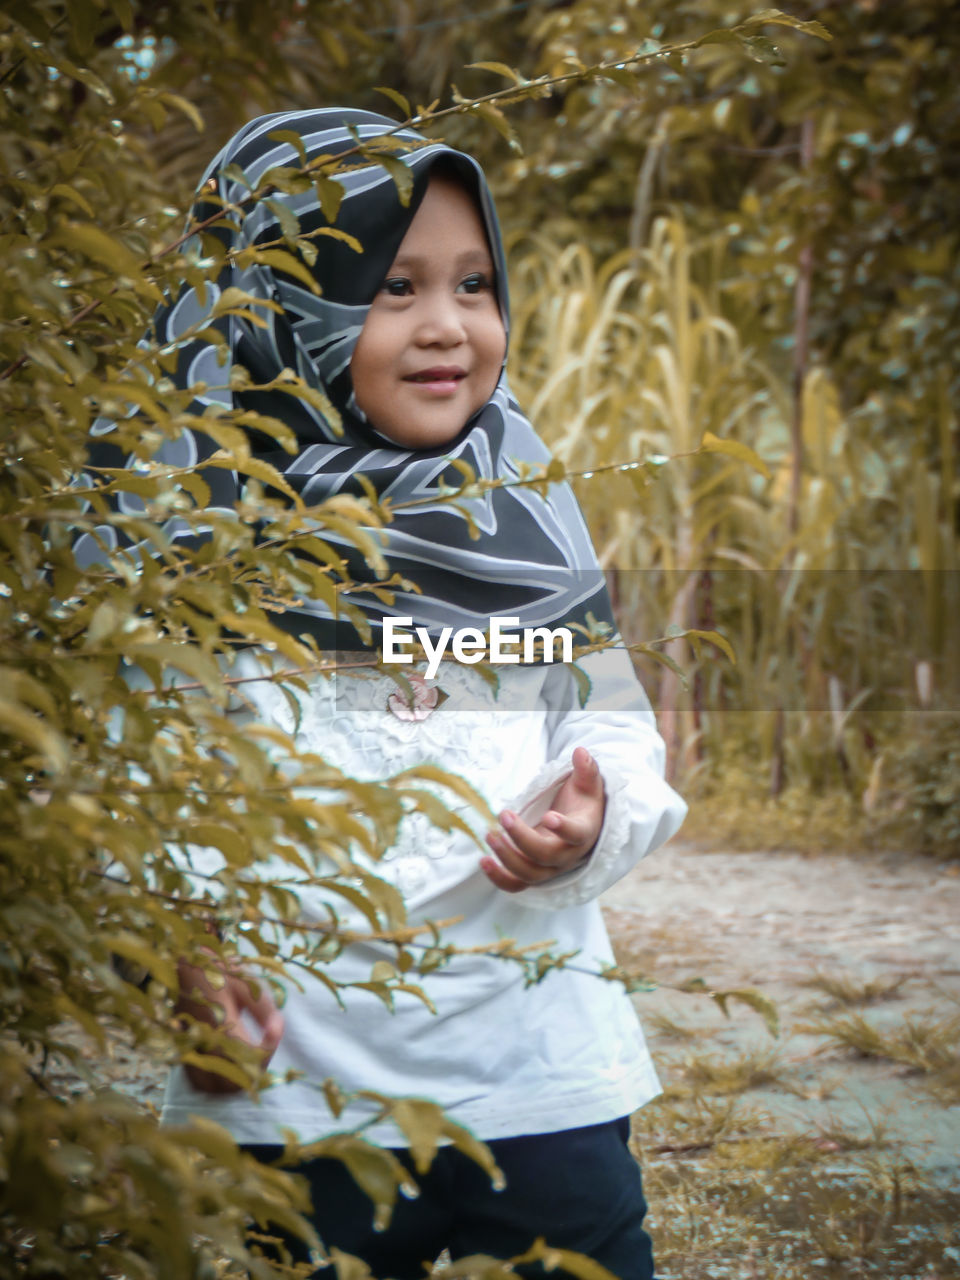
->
[76, 108, 614, 649]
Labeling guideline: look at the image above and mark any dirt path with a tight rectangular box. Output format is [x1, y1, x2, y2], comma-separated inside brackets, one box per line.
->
[601, 842, 960, 1185]
[51, 841, 960, 1275]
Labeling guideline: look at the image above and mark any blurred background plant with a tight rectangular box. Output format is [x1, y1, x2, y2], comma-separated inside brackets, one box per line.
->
[2, 0, 958, 1276]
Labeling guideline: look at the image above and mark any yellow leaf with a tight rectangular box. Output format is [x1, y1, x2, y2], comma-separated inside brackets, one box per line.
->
[205, 454, 302, 506]
[686, 628, 737, 666]
[0, 696, 68, 773]
[392, 763, 495, 824]
[700, 430, 771, 479]
[158, 92, 205, 131]
[235, 246, 320, 295]
[179, 1052, 254, 1090]
[103, 932, 177, 989]
[55, 223, 161, 302]
[129, 641, 226, 698]
[50, 182, 95, 218]
[467, 61, 523, 83]
[516, 1240, 619, 1280]
[374, 86, 412, 117]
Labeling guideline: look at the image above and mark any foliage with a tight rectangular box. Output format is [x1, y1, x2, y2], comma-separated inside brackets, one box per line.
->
[509, 0, 960, 413]
[507, 218, 958, 813]
[511, 0, 960, 804]
[865, 712, 960, 860]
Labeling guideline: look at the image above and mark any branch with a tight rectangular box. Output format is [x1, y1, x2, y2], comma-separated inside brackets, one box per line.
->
[0, 28, 739, 384]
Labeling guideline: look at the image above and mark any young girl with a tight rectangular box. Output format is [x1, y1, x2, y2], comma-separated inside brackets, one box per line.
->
[83, 108, 687, 1278]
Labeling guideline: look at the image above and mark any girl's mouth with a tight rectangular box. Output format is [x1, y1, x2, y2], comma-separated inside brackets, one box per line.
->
[403, 366, 467, 393]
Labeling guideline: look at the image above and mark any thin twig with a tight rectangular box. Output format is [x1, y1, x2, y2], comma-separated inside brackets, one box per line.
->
[0, 30, 721, 383]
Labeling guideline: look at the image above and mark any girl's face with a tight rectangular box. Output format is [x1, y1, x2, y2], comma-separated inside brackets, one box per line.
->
[350, 173, 506, 449]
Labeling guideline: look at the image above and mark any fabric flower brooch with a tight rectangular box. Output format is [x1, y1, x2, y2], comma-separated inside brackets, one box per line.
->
[386, 673, 446, 721]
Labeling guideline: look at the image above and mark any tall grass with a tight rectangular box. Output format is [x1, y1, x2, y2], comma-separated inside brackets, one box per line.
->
[507, 216, 959, 839]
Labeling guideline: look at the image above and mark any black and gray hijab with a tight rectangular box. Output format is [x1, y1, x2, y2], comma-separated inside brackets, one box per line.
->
[76, 108, 614, 649]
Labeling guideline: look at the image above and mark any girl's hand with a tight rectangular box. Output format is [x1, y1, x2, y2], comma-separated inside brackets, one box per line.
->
[175, 953, 285, 1094]
[481, 747, 605, 893]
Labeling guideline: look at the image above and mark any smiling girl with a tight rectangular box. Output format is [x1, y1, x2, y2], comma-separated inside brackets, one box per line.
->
[82, 108, 686, 1279]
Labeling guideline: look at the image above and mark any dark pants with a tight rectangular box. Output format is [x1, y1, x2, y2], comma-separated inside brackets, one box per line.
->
[245, 1117, 654, 1279]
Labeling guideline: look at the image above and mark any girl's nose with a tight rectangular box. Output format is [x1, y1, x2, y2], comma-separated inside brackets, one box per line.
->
[414, 294, 467, 347]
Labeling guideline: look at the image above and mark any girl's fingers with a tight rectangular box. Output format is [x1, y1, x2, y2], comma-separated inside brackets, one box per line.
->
[228, 972, 285, 1060]
[482, 750, 606, 893]
[179, 965, 285, 1093]
[571, 746, 602, 791]
[258, 1011, 286, 1060]
[184, 1062, 245, 1094]
[497, 813, 571, 868]
[479, 855, 532, 894]
[485, 829, 573, 886]
[539, 809, 592, 846]
[491, 819, 568, 870]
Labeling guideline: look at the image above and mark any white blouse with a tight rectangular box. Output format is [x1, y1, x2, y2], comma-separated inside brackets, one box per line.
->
[160, 646, 687, 1146]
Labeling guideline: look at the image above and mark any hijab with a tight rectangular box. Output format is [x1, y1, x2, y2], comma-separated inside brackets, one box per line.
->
[75, 108, 615, 650]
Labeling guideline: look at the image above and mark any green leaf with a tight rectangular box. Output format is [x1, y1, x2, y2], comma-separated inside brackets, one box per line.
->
[212, 285, 283, 318]
[440, 1118, 504, 1188]
[184, 823, 247, 860]
[45, 50, 114, 101]
[633, 644, 688, 684]
[258, 165, 313, 196]
[569, 661, 592, 709]
[108, 0, 134, 26]
[320, 881, 382, 932]
[319, 27, 348, 68]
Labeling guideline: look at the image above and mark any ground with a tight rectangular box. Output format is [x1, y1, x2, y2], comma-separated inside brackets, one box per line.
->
[602, 842, 960, 1279]
[57, 842, 960, 1277]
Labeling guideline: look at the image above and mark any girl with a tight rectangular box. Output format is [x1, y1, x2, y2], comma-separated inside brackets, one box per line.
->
[81, 108, 686, 1278]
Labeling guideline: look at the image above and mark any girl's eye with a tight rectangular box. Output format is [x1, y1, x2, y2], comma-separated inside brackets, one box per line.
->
[382, 277, 413, 297]
[457, 273, 494, 295]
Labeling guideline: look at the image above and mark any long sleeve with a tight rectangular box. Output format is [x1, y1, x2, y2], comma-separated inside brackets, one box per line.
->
[508, 645, 687, 909]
